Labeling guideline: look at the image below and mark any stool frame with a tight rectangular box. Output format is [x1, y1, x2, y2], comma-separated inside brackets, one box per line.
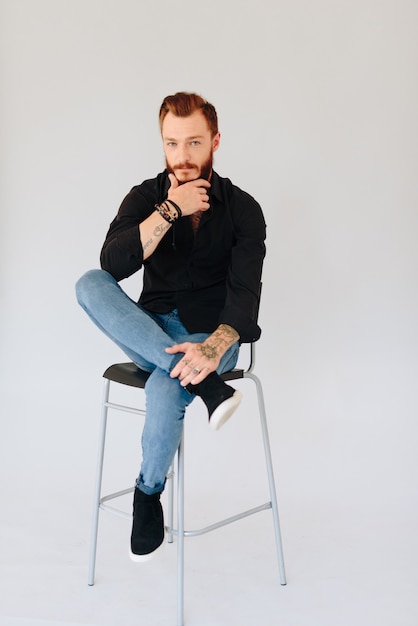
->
[87, 343, 286, 626]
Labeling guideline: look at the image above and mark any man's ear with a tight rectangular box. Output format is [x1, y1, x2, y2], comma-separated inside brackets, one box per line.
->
[212, 132, 221, 153]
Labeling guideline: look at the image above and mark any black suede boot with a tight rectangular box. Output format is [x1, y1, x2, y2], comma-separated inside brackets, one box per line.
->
[130, 487, 165, 562]
[186, 372, 243, 431]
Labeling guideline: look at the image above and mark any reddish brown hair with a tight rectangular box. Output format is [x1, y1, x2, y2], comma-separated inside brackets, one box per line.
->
[159, 92, 218, 137]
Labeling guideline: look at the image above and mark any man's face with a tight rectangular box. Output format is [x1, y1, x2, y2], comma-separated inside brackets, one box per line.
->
[162, 110, 220, 183]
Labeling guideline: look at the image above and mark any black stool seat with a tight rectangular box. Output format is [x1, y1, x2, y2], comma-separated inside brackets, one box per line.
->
[103, 362, 245, 388]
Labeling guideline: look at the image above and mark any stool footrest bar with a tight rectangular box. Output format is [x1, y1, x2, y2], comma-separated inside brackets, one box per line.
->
[98, 487, 135, 519]
[104, 401, 146, 416]
[100, 487, 135, 502]
[99, 503, 132, 519]
[168, 502, 272, 538]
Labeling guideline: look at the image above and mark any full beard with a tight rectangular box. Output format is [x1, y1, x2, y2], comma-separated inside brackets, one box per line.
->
[166, 152, 213, 185]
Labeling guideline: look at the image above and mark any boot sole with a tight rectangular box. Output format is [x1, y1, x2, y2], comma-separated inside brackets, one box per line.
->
[209, 390, 243, 431]
[129, 532, 165, 563]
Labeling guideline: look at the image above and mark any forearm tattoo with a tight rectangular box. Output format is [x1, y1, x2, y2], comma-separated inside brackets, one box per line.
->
[217, 324, 240, 341]
[143, 237, 153, 251]
[143, 222, 171, 252]
[154, 223, 170, 237]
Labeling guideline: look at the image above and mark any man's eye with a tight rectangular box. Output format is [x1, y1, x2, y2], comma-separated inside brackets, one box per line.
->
[191, 141, 200, 146]
[167, 142, 176, 148]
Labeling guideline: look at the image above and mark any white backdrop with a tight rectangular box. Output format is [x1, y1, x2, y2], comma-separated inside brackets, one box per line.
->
[1, 1, 417, 624]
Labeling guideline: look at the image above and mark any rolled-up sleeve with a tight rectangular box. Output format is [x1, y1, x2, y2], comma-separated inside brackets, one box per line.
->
[219, 191, 266, 342]
[100, 187, 152, 281]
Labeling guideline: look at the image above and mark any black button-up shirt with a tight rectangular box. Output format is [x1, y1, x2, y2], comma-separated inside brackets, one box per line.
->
[100, 170, 266, 343]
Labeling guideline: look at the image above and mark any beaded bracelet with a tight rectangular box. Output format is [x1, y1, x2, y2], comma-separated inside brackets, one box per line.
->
[155, 202, 177, 224]
[165, 199, 183, 219]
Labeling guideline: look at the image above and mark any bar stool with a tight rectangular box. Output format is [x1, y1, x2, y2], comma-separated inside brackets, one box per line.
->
[87, 342, 287, 625]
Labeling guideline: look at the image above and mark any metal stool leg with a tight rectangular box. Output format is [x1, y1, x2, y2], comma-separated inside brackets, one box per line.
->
[177, 432, 185, 626]
[247, 372, 287, 585]
[166, 461, 174, 544]
[88, 379, 110, 586]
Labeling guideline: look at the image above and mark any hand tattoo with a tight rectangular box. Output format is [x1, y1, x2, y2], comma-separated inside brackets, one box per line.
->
[197, 344, 218, 360]
[197, 324, 239, 362]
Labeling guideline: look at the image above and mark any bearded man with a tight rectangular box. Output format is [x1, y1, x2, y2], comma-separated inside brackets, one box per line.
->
[76, 92, 266, 561]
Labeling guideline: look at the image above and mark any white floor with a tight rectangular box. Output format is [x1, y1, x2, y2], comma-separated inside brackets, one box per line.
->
[1, 378, 417, 626]
[1, 460, 417, 626]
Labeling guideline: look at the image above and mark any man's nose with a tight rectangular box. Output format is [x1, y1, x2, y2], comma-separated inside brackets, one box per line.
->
[178, 143, 190, 163]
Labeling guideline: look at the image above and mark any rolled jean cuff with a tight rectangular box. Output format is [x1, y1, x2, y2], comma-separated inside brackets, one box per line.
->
[136, 475, 166, 496]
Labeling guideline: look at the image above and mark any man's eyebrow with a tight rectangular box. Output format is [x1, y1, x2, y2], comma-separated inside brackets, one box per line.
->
[164, 135, 205, 141]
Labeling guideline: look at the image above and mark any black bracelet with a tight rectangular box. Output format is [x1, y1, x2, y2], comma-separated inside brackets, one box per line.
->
[155, 202, 177, 224]
[165, 198, 182, 219]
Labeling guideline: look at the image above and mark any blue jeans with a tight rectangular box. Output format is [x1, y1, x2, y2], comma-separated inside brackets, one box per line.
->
[75, 269, 240, 495]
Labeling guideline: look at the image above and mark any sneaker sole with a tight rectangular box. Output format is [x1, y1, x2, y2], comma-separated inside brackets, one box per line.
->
[129, 532, 165, 563]
[209, 390, 243, 431]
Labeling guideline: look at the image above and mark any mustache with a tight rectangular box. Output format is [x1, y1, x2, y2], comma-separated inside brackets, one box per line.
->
[173, 162, 197, 169]
[166, 152, 213, 182]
